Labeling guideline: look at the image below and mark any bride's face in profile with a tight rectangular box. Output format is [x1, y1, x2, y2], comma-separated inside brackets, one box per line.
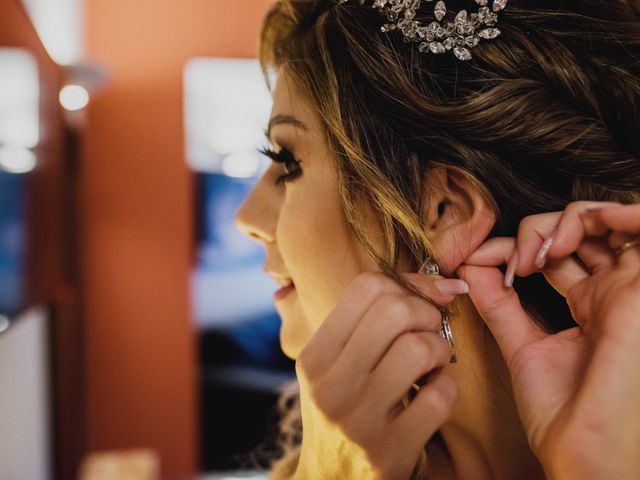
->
[235, 70, 380, 358]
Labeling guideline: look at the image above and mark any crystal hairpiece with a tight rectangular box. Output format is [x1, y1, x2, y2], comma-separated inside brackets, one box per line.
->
[337, 0, 507, 61]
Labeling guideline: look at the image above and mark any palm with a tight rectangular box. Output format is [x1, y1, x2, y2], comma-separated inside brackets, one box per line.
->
[462, 202, 640, 477]
[507, 326, 589, 454]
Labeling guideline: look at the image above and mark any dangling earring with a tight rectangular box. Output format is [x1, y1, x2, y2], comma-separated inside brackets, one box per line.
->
[439, 309, 456, 363]
[418, 257, 457, 364]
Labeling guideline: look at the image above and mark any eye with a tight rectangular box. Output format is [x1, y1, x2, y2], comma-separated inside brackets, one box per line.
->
[259, 145, 302, 185]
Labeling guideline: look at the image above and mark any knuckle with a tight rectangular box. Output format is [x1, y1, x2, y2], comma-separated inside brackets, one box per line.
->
[395, 332, 431, 362]
[373, 294, 412, 321]
[518, 213, 547, 241]
[425, 377, 457, 415]
[413, 336, 449, 373]
[352, 271, 389, 297]
[518, 214, 537, 234]
[390, 307, 414, 332]
[566, 200, 587, 214]
[424, 304, 446, 330]
[518, 211, 561, 238]
[429, 335, 452, 363]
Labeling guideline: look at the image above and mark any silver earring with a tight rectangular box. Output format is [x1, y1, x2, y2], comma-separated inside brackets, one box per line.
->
[440, 308, 456, 363]
[418, 258, 457, 363]
[418, 258, 440, 275]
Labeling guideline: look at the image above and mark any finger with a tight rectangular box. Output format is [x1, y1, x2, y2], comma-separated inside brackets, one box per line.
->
[463, 236, 518, 287]
[457, 264, 545, 366]
[576, 236, 616, 272]
[609, 231, 640, 270]
[465, 237, 515, 267]
[365, 331, 451, 413]
[464, 235, 594, 295]
[389, 373, 457, 467]
[541, 256, 589, 300]
[401, 272, 469, 302]
[463, 219, 564, 278]
[596, 203, 640, 234]
[515, 212, 562, 276]
[536, 238, 610, 299]
[514, 208, 614, 275]
[337, 294, 445, 381]
[593, 203, 640, 268]
[304, 271, 461, 373]
[540, 201, 621, 269]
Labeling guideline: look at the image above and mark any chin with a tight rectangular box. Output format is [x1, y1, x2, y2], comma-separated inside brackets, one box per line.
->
[279, 321, 313, 360]
[279, 328, 303, 360]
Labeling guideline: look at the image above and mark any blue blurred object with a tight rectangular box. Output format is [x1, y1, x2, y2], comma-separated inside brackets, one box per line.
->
[195, 172, 291, 369]
[0, 171, 27, 315]
[197, 173, 263, 271]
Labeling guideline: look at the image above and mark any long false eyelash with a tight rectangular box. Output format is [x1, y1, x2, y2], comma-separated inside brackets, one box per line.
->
[259, 145, 302, 185]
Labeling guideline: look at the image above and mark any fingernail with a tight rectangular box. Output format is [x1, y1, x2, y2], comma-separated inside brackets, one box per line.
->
[535, 232, 555, 269]
[584, 203, 604, 212]
[504, 249, 519, 288]
[585, 202, 625, 212]
[434, 278, 469, 295]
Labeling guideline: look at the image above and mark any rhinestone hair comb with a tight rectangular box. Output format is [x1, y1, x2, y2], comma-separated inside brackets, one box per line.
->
[337, 0, 507, 61]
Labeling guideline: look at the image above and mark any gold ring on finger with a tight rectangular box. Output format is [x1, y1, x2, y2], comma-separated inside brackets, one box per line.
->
[613, 237, 640, 257]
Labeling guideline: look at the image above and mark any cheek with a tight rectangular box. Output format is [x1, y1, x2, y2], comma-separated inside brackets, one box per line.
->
[278, 193, 362, 322]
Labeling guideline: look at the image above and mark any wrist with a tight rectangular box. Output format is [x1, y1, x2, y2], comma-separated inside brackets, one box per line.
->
[541, 441, 640, 480]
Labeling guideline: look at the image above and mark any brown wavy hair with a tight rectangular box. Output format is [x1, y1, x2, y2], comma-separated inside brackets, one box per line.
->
[258, 0, 640, 477]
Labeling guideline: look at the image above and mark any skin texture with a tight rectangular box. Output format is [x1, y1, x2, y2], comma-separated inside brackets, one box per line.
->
[236, 71, 640, 478]
[236, 70, 378, 359]
[236, 71, 541, 478]
[462, 202, 640, 479]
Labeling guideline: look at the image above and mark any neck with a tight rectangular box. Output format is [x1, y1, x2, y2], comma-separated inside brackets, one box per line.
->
[435, 300, 545, 479]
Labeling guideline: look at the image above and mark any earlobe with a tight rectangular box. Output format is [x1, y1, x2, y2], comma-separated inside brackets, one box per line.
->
[423, 166, 497, 276]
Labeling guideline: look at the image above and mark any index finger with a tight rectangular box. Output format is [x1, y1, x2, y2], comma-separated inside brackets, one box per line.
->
[302, 271, 462, 370]
[544, 201, 629, 265]
[596, 203, 640, 234]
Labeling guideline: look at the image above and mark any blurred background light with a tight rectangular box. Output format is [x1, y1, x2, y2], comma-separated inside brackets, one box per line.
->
[59, 84, 90, 111]
[184, 58, 272, 174]
[0, 315, 9, 334]
[0, 147, 37, 174]
[0, 48, 39, 149]
[20, 0, 84, 65]
[221, 151, 263, 179]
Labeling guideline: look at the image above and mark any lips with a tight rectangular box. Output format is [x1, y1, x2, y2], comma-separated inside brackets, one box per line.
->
[264, 266, 293, 286]
[273, 281, 295, 301]
[272, 277, 293, 288]
[264, 264, 295, 299]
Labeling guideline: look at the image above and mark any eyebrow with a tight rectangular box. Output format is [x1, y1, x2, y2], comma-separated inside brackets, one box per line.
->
[264, 114, 308, 142]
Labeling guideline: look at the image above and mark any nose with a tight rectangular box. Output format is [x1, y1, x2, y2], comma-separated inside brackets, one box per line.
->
[235, 178, 278, 244]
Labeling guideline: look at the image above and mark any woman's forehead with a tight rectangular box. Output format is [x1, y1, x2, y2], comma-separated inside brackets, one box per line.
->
[270, 71, 321, 133]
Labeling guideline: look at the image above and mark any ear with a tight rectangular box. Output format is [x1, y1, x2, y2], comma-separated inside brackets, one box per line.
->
[423, 166, 497, 276]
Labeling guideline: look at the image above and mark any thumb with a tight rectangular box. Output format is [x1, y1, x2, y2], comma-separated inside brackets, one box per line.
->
[457, 264, 545, 366]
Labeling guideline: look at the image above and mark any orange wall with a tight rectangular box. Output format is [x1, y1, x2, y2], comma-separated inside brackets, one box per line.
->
[83, 1, 273, 477]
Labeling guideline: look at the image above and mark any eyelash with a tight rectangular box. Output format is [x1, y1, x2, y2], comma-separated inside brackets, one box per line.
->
[259, 145, 302, 185]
